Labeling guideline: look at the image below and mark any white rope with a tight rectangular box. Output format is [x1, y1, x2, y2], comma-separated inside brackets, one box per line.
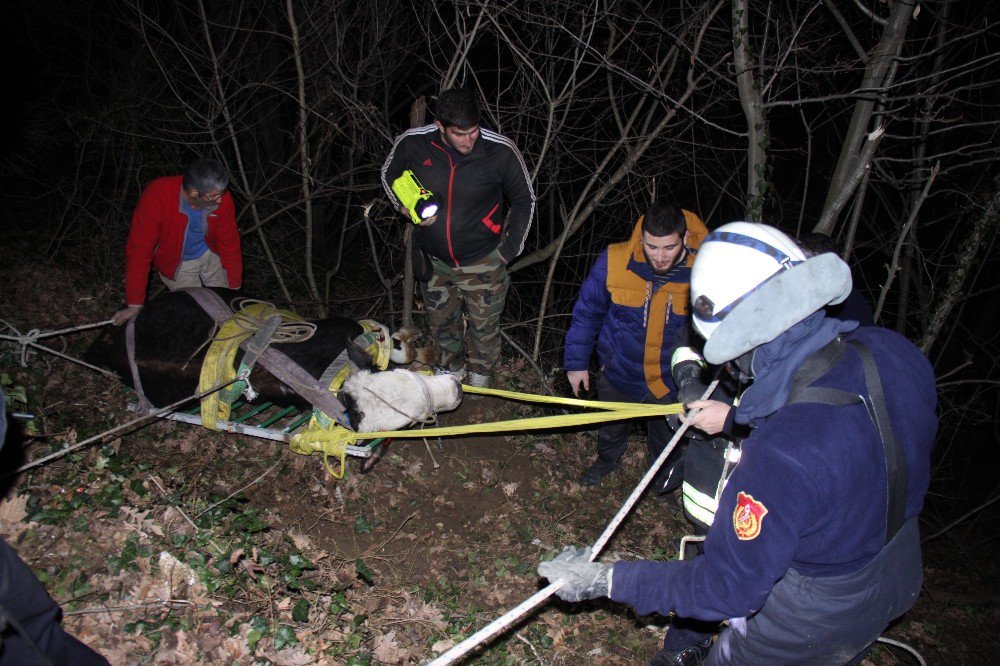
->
[6, 375, 242, 478]
[429, 380, 719, 665]
[876, 636, 926, 666]
[0, 318, 114, 340]
[405, 370, 437, 423]
[227, 299, 316, 344]
[0, 318, 117, 375]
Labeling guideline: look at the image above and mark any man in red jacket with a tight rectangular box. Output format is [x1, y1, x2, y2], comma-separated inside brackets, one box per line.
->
[111, 158, 243, 325]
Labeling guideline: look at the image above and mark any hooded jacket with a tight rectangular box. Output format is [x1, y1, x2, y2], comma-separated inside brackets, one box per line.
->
[380, 125, 535, 266]
[609, 321, 937, 621]
[563, 212, 709, 401]
[124, 176, 242, 306]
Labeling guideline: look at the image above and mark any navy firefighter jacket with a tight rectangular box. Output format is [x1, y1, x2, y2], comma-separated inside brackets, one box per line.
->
[563, 213, 708, 402]
[609, 320, 938, 620]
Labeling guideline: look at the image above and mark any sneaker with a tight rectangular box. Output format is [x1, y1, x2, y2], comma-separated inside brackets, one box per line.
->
[647, 637, 713, 666]
[580, 457, 622, 487]
[434, 366, 466, 382]
[466, 371, 490, 388]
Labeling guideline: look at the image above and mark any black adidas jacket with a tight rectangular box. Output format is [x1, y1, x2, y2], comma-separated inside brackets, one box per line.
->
[381, 124, 535, 266]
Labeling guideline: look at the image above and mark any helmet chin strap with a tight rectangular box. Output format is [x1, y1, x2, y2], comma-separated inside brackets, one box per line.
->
[727, 349, 755, 384]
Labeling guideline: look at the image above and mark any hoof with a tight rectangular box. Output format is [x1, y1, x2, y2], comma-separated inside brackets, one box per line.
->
[359, 440, 390, 474]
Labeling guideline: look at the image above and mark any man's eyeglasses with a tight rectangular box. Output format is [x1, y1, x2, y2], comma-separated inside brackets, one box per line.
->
[193, 189, 224, 203]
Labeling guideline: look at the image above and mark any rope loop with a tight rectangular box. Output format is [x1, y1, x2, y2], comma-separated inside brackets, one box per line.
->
[227, 298, 316, 345]
[20, 329, 41, 365]
[0, 317, 116, 373]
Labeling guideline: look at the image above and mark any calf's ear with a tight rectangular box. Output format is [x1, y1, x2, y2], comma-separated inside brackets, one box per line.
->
[345, 336, 377, 371]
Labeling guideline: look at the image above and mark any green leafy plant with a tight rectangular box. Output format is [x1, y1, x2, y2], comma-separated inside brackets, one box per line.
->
[353, 514, 379, 534]
[1, 372, 38, 435]
[273, 624, 298, 650]
[292, 598, 310, 622]
[355, 558, 374, 586]
[245, 615, 268, 651]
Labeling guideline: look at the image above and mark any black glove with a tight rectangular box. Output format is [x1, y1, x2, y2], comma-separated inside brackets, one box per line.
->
[673, 359, 709, 405]
[537, 546, 610, 602]
[677, 379, 709, 405]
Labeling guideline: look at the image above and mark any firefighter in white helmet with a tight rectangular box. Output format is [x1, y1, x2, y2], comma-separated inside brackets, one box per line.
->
[539, 222, 937, 665]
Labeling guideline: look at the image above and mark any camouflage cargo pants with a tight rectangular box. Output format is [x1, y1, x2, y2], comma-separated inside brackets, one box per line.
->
[420, 249, 510, 374]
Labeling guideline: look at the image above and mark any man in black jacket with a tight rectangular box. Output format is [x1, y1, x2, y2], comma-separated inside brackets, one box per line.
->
[381, 89, 535, 388]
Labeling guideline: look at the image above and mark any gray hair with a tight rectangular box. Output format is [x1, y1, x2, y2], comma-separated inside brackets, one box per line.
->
[182, 157, 229, 192]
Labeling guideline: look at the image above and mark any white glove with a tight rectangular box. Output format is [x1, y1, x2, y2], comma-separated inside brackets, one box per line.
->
[537, 546, 611, 602]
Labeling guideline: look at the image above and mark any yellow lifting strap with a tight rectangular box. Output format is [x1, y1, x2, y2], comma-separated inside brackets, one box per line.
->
[357, 319, 393, 372]
[198, 303, 305, 430]
[319, 319, 394, 399]
[289, 384, 685, 475]
[292, 320, 396, 479]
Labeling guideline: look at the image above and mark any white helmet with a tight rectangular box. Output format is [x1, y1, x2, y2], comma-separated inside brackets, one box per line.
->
[690, 222, 853, 364]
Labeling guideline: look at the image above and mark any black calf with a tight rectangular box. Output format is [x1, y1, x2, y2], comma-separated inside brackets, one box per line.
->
[87, 289, 366, 409]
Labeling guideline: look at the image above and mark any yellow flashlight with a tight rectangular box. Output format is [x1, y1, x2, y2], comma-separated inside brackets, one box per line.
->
[391, 170, 440, 224]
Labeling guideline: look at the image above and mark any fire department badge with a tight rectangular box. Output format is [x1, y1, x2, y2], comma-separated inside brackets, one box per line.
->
[733, 491, 768, 540]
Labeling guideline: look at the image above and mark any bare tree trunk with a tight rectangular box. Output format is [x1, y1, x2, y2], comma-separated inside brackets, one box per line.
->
[400, 97, 428, 329]
[874, 162, 939, 322]
[817, 0, 913, 233]
[439, 5, 486, 90]
[732, 0, 767, 221]
[195, 0, 292, 304]
[795, 72, 812, 236]
[898, 1, 950, 333]
[816, 124, 885, 234]
[841, 167, 869, 261]
[920, 174, 1000, 353]
[323, 205, 351, 304]
[285, 0, 324, 314]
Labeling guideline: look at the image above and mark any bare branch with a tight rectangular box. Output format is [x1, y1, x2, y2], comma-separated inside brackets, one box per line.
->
[874, 161, 939, 322]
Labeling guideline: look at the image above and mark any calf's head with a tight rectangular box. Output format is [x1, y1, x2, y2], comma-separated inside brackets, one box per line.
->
[388, 325, 438, 366]
[339, 369, 462, 432]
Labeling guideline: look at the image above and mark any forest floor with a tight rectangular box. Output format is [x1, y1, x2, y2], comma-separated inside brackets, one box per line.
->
[0, 259, 997, 665]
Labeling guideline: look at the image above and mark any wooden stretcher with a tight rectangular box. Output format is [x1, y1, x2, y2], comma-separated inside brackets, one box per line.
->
[127, 398, 390, 472]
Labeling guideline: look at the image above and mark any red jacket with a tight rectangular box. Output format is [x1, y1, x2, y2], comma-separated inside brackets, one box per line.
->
[124, 175, 242, 305]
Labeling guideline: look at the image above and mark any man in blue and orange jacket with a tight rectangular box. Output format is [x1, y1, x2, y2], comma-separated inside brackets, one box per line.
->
[563, 200, 708, 489]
